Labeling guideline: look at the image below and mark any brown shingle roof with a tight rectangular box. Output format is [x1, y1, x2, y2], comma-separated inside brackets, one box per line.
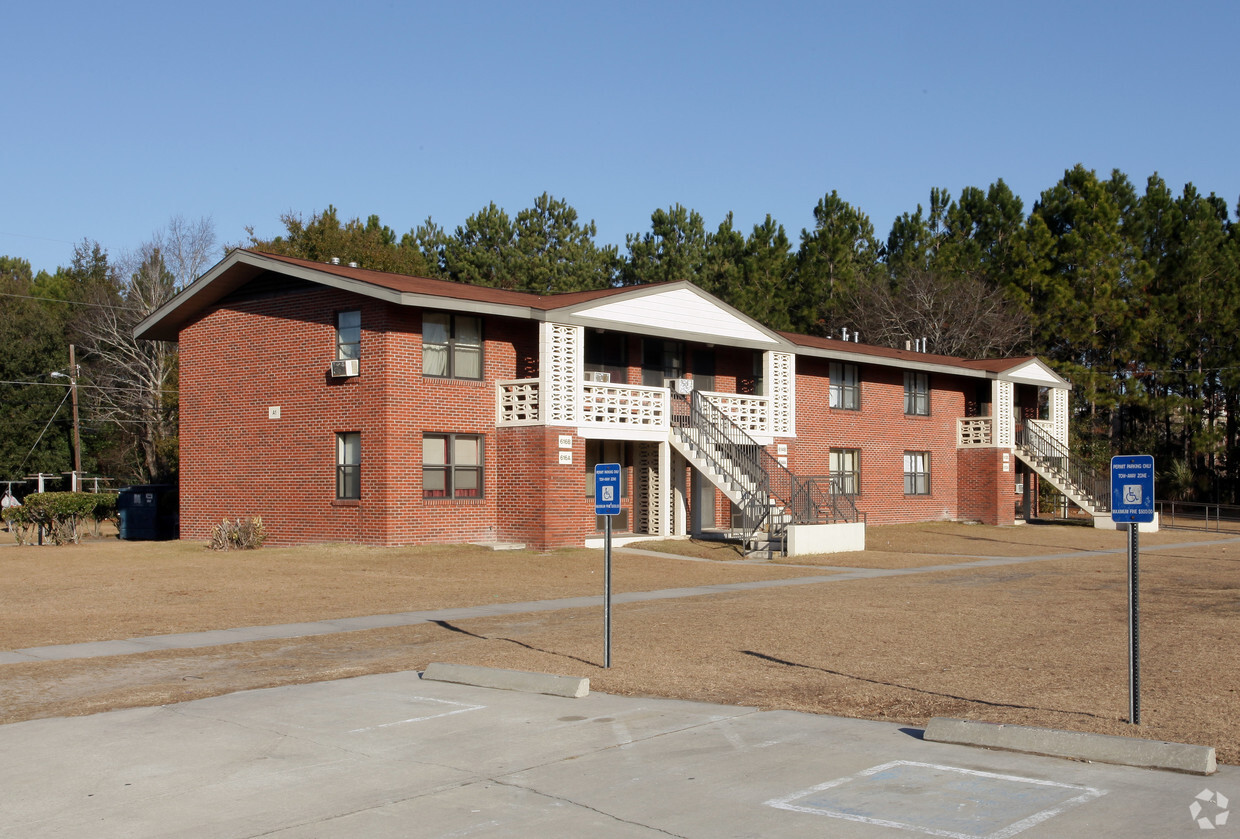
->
[249, 251, 644, 310]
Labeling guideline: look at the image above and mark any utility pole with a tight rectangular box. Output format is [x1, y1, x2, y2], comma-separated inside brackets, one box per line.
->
[69, 345, 81, 491]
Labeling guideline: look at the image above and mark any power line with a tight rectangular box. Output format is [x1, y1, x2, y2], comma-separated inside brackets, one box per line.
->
[17, 389, 71, 473]
[0, 291, 140, 311]
[0, 380, 178, 395]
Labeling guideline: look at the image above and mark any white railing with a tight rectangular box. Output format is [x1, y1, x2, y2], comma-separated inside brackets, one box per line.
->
[580, 382, 669, 428]
[957, 416, 993, 447]
[499, 380, 772, 434]
[497, 379, 541, 425]
[700, 390, 769, 435]
[1029, 418, 1061, 445]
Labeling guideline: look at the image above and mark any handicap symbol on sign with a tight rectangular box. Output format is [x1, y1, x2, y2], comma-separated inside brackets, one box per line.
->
[601, 486, 614, 502]
[1124, 484, 1142, 505]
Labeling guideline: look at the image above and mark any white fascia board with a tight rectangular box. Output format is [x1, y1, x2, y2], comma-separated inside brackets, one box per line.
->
[793, 344, 991, 380]
[398, 293, 534, 320]
[135, 250, 537, 340]
[551, 283, 792, 350]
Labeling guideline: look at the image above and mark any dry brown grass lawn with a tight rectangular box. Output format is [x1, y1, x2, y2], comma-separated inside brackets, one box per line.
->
[2, 522, 1237, 764]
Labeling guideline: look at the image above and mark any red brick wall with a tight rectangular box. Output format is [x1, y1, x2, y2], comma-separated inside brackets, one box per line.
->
[958, 447, 1018, 525]
[180, 285, 538, 546]
[787, 358, 970, 525]
[179, 281, 1016, 545]
[495, 426, 598, 549]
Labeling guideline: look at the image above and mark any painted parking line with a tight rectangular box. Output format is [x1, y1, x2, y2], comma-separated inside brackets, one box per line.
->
[766, 760, 1107, 839]
[347, 696, 485, 733]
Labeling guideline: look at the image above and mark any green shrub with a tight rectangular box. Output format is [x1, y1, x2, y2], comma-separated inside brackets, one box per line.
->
[1, 492, 119, 545]
[208, 516, 267, 551]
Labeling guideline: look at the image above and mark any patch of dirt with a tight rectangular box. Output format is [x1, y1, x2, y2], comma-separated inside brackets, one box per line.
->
[2, 524, 1237, 764]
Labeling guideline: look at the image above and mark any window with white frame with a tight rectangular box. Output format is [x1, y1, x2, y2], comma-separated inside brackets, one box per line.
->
[904, 451, 930, 495]
[423, 313, 482, 379]
[829, 448, 860, 495]
[829, 362, 860, 410]
[336, 432, 360, 499]
[336, 310, 361, 360]
[904, 371, 930, 415]
[423, 434, 483, 498]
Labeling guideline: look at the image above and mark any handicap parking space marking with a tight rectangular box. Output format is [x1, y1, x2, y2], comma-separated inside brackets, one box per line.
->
[765, 760, 1107, 839]
[347, 696, 485, 733]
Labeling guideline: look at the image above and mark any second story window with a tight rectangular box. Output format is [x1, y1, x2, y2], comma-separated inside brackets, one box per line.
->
[336, 310, 361, 360]
[904, 371, 930, 416]
[424, 313, 482, 379]
[584, 330, 629, 384]
[642, 338, 684, 387]
[829, 362, 860, 410]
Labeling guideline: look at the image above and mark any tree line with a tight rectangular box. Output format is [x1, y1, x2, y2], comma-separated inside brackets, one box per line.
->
[3, 165, 1238, 503]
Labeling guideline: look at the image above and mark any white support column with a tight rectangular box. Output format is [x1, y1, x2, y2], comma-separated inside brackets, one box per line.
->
[658, 439, 673, 536]
[672, 451, 688, 537]
[1051, 387, 1069, 446]
[765, 351, 795, 436]
[540, 322, 581, 425]
[993, 379, 1015, 448]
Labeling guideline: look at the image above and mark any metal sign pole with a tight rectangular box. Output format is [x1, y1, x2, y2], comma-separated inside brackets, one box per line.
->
[1128, 521, 1140, 725]
[1111, 454, 1152, 726]
[604, 514, 612, 669]
[595, 462, 620, 670]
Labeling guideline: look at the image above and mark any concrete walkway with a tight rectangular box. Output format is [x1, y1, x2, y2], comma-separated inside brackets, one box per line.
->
[3, 538, 1232, 666]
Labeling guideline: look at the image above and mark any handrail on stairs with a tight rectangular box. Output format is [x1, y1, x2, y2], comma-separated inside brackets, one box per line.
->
[1015, 422, 1110, 513]
[670, 391, 858, 555]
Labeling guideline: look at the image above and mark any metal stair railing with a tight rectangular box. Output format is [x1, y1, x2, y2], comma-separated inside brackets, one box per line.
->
[1015, 422, 1110, 513]
[671, 391, 859, 556]
[800, 475, 863, 525]
[670, 390, 774, 553]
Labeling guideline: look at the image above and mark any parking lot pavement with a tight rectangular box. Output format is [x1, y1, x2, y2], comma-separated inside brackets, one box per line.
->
[1, 671, 1234, 838]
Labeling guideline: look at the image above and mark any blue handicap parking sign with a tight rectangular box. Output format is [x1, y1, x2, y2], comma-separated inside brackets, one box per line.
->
[594, 463, 621, 516]
[1111, 455, 1154, 524]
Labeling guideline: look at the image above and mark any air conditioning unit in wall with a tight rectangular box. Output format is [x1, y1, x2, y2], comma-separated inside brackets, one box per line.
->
[584, 371, 611, 383]
[330, 359, 360, 378]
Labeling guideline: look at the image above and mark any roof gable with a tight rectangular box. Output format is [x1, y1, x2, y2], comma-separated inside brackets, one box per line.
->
[994, 358, 1070, 387]
[551, 284, 785, 348]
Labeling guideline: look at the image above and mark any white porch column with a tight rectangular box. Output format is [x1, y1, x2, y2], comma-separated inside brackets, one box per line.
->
[764, 351, 795, 436]
[540, 322, 581, 425]
[1051, 387, 1069, 446]
[992, 379, 1015, 448]
[672, 450, 688, 537]
[658, 439, 673, 536]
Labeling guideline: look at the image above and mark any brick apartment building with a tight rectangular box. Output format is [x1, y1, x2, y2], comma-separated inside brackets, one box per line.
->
[136, 249, 1095, 554]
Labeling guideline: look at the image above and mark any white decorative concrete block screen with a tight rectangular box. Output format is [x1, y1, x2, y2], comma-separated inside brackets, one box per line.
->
[498, 379, 541, 425]
[543, 323, 581, 425]
[704, 392, 770, 434]
[767, 351, 795, 436]
[580, 383, 668, 427]
[957, 417, 993, 447]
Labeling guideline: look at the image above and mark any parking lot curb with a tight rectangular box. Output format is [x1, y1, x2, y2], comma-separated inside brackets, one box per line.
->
[924, 717, 1217, 775]
[421, 662, 589, 698]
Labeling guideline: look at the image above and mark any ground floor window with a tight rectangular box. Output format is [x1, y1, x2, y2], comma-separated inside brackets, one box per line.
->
[903, 451, 930, 495]
[336, 432, 360, 499]
[423, 434, 483, 498]
[829, 448, 860, 495]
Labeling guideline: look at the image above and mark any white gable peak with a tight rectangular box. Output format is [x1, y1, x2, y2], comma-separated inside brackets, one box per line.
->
[562, 287, 779, 345]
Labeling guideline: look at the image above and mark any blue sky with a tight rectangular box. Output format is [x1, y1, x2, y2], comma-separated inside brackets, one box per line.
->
[4, 1, 1237, 277]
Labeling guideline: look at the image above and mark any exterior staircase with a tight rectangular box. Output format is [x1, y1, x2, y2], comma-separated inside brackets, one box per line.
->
[669, 390, 858, 557]
[1014, 422, 1110, 517]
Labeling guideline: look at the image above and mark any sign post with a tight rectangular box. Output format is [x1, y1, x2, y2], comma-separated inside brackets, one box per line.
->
[594, 463, 621, 669]
[1111, 454, 1155, 725]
